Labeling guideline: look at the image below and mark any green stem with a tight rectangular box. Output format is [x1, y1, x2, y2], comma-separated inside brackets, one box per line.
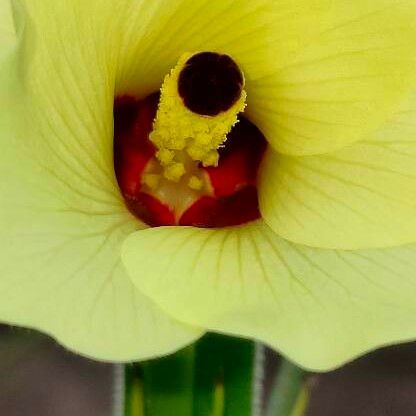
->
[265, 360, 308, 416]
[119, 337, 309, 416]
[124, 364, 145, 416]
[142, 347, 195, 416]
[120, 334, 256, 416]
[193, 334, 255, 416]
[113, 364, 125, 416]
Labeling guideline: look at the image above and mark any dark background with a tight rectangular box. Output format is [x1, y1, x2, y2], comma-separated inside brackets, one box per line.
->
[1, 326, 415, 416]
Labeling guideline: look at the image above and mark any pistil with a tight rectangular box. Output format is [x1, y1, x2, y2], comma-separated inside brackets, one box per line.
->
[149, 52, 247, 183]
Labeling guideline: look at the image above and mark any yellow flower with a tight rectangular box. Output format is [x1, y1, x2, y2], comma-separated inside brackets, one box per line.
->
[1, 0, 416, 370]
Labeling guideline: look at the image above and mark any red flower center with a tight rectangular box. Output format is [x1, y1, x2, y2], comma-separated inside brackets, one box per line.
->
[114, 93, 267, 228]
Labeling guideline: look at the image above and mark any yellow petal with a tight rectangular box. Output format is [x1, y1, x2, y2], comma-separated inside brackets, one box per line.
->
[0, 1, 201, 361]
[248, 0, 416, 156]
[5, 0, 333, 359]
[0, 0, 25, 156]
[115, 0, 327, 96]
[0, 0, 15, 50]
[122, 220, 416, 371]
[260, 92, 416, 250]
[23, 0, 416, 158]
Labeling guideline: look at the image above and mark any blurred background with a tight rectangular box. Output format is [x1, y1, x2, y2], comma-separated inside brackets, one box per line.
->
[1, 324, 415, 416]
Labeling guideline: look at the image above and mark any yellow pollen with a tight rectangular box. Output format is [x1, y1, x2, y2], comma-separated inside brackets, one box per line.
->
[163, 162, 186, 182]
[201, 150, 220, 167]
[156, 148, 175, 166]
[188, 176, 204, 191]
[149, 52, 247, 188]
[142, 173, 161, 190]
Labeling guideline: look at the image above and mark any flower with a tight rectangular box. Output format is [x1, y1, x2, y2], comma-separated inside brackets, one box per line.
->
[1, 0, 416, 370]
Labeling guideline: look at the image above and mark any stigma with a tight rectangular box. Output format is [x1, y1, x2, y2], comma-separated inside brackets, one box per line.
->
[149, 52, 247, 184]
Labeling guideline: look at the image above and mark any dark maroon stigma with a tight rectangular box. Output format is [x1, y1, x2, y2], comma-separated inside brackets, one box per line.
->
[178, 52, 244, 116]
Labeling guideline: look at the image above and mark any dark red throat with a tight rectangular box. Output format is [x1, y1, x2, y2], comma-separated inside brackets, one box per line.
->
[113, 93, 267, 228]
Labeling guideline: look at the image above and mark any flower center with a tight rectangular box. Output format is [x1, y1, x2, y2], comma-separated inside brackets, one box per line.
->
[114, 52, 267, 228]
